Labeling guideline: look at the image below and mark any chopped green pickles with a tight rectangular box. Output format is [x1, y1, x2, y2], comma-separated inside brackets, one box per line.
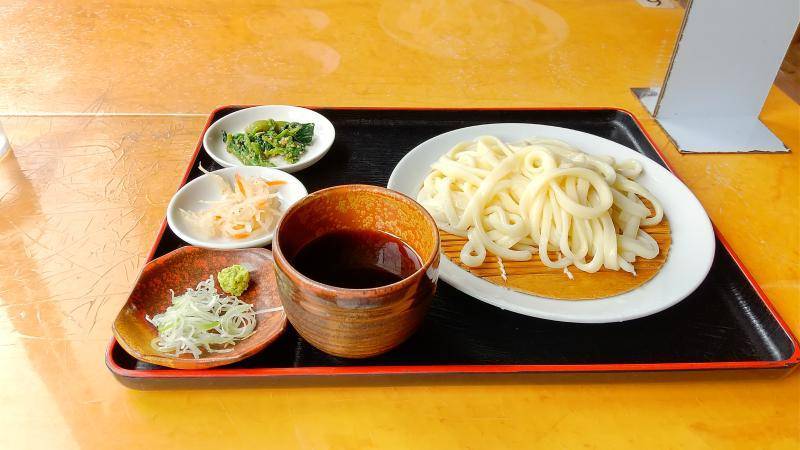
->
[222, 119, 315, 166]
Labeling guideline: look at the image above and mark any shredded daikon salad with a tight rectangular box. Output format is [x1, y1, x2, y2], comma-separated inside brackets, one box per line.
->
[181, 170, 285, 239]
[145, 275, 282, 358]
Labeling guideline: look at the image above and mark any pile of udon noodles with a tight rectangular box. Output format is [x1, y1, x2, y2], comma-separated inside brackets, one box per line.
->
[417, 136, 664, 276]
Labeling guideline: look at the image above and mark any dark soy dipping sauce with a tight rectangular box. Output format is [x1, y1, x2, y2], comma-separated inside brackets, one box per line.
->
[291, 229, 422, 289]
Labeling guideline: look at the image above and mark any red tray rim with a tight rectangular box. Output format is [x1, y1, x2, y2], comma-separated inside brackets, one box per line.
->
[106, 105, 800, 381]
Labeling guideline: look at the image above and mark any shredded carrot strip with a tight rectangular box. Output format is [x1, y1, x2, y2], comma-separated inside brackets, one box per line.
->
[180, 173, 282, 240]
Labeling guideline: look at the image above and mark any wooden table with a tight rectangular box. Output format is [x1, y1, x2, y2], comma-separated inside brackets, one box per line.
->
[1, 1, 797, 448]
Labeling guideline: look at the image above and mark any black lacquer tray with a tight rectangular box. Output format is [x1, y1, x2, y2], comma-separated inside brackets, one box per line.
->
[107, 107, 799, 389]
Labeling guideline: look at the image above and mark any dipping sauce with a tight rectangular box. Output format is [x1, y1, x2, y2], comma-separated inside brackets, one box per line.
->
[291, 229, 422, 289]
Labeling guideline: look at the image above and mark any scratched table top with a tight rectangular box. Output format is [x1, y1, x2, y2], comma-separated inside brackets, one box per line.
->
[0, 1, 798, 449]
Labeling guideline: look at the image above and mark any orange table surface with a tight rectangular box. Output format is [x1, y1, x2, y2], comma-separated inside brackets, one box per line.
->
[0, 1, 798, 449]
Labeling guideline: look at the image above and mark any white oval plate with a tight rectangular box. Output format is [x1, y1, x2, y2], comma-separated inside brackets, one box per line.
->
[167, 166, 307, 249]
[203, 105, 335, 173]
[387, 123, 715, 323]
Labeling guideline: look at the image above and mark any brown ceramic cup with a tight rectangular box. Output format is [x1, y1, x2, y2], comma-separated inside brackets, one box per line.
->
[272, 184, 440, 358]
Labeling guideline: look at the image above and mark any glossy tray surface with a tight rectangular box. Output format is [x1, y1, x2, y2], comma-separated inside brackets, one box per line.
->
[107, 107, 799, 386]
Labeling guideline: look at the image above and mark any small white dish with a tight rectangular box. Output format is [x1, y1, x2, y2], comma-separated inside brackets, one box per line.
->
[387, 123, 716, 323]
[167, 166, 307, 249]
[203, 105, 335, 173]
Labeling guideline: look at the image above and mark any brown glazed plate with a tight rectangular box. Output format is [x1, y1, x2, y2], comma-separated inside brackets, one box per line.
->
[112, 246, 287, 369]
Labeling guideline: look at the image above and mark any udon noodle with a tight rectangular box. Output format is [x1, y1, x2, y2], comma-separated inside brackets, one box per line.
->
[417, 136, 664, 275]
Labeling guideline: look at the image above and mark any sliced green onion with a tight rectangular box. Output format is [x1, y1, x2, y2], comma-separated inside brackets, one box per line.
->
[145, 275, 282, 359]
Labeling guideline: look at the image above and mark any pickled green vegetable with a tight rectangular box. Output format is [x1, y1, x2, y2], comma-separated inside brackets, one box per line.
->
[223, 119, 315, 166]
